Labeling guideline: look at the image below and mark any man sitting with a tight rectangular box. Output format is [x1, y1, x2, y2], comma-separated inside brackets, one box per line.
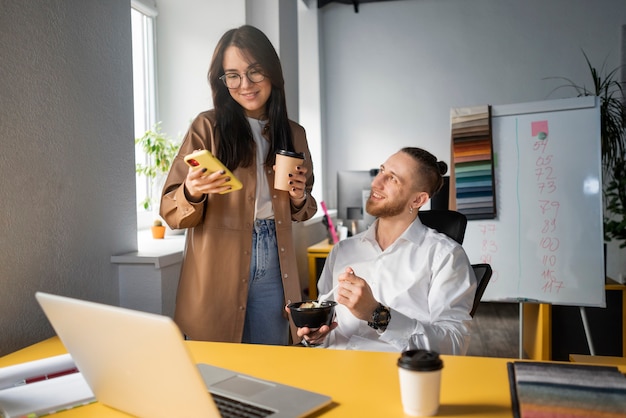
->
[296, 147, 476, 354]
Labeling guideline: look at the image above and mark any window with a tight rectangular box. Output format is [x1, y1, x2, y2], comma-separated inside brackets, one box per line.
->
[131, 2, 157, 229]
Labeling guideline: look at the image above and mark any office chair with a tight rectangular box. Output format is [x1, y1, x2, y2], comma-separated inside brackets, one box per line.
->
[418, 210, 492, 316]
[417, 210, 467, 245]
[470, 263, 493, 317]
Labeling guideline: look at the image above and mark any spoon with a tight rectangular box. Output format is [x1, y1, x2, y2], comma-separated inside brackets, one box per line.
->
[316, 268, 355, 307]
[316, 283, 340, 307]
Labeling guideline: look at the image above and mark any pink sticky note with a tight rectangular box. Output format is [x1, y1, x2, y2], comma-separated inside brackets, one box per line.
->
[531, 120, 549, 137]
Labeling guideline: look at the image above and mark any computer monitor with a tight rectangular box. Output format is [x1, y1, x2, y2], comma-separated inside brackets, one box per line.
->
[336, 169, 378, 230]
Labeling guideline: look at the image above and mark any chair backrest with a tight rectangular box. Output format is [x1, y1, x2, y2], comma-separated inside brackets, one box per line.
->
[417, 210, 489, 316]
[418, 210, 468, 244]
[470, 263, 493, 317]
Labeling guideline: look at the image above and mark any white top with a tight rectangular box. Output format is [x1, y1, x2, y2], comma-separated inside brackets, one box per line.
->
[248, 117, 273, 219]
[318, 217, 476, 355]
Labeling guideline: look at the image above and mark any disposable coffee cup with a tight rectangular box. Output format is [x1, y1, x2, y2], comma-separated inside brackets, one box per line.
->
[397, 349, 444, 416]
[274, 150, 304, 191]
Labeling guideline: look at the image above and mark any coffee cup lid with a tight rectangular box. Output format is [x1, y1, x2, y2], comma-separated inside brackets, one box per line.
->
[397, 349, 443, 371]
[276, 149, 305, 159]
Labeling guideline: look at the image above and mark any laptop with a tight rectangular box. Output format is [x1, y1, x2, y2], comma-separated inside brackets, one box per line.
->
[35, 292, 331, 418]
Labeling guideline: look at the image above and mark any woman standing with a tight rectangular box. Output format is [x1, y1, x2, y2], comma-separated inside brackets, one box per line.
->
[160, 25, 317, 345]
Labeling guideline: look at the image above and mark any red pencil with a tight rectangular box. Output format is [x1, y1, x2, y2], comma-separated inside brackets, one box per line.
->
[22, 367, 79, 384]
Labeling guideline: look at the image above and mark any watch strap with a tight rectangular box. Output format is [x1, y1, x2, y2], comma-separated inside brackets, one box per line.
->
[367, 303, 391, 331]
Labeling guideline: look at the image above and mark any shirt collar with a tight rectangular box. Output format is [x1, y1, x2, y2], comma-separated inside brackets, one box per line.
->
[361, 216, 427, 248]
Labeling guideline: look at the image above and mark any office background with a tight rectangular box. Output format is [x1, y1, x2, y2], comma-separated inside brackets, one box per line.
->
[1, 0, 625, 356]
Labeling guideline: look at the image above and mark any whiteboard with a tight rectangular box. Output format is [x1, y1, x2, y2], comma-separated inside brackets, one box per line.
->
[462, 96, 606, 307]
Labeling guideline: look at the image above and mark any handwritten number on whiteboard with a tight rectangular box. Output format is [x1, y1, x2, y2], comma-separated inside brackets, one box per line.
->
[542, 218, 557, 233]
[533, 140, 548, 153]
[537, 181, 557, 194]
[535, 166, 556, 181]
[540, 236, 560, 251]
[481, 239, 498, 253]
[478, 224, 498, 281]
[538, 200, 560, 217]
[542, 278, 565, 293]
[535, 154, 553, 166]
[479, 224, 496, 234]
[542, 254, 557, 266]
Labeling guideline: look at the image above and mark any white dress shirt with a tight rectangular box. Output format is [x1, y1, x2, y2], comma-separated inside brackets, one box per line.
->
[317, 216, 476, 355]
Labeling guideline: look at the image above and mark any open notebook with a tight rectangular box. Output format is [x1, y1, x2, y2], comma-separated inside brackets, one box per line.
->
[35, 292, 331, 418]
[507, 361, 626, 418]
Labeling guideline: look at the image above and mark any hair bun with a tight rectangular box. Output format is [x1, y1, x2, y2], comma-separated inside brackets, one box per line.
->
[437, 161, 448, 176]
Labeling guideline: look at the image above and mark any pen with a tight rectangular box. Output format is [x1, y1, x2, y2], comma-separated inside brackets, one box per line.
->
[12, 367, 79, 387]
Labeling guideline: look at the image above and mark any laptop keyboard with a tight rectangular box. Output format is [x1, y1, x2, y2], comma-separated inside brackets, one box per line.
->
[211, 392, 273, 418]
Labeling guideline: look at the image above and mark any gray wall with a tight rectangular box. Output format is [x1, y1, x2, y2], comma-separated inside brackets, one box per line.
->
[319, 0, 626, 202]
[0, 0, 136, 355]
[155, 0, 245, 139]
[317, 0, 626, 279]
[156, 0, 300, 139]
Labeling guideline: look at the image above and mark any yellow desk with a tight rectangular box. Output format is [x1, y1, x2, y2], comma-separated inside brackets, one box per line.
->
[569, 354, 626, 366]
[0, 337, 525, 417]
[306, 239, 333, 299]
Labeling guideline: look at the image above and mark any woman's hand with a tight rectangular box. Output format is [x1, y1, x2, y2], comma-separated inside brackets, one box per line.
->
[274, 164, 308, 204]
[184, 166, 233, 202]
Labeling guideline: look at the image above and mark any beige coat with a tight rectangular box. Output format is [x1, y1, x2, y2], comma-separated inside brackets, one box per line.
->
[160, 111, 317, 342]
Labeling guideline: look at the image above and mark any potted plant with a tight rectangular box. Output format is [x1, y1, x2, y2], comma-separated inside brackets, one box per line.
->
[604, 159, 626, 248]
[135, 122, 179, 212]
[546, 51, 626, 249]
[151, 219, 166, 239]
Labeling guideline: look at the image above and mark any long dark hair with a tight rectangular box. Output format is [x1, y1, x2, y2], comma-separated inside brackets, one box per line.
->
[208, 25, 294, 170]
[400, 147, 448, 197]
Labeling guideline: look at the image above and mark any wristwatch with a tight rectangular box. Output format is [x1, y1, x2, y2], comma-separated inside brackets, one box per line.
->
[367, 303, 391, 331]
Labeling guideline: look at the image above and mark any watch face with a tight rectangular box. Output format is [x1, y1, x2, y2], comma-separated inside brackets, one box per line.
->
[377, 309, 390, 324]
[370, 304, 390, 329]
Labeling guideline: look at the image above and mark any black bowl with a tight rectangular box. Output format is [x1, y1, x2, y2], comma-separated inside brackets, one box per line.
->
[287, 300, 337, 328]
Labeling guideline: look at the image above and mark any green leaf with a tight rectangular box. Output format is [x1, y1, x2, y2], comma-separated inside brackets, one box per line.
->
[134, 122, 181, 210]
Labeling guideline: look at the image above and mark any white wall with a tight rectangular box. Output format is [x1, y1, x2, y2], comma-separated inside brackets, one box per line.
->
[245, 0, 300, 122]
[319, 0, 626, 201]
[298, 0, 324, 211]
[155, 0, 246, 139]
[156, 0, 300, 140]
[317, 0, 626, 279]
[0, 0, 136, 355]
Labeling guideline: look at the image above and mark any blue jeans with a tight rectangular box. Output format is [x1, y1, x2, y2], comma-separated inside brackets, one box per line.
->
[242, 219, 289, 345]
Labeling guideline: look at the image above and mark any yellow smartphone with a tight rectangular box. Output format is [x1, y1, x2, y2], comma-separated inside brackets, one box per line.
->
[183, 149, 242, 194]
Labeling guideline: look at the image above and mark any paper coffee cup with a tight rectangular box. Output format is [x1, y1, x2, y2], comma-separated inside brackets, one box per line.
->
[274, 150, 304, 191]
[397, 350, 443, 416]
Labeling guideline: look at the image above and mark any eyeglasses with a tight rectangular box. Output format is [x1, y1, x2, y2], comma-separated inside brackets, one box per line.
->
[219, 68, 265, 89]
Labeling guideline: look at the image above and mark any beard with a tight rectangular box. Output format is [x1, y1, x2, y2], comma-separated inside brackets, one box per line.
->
[365, 195, 407, 218]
